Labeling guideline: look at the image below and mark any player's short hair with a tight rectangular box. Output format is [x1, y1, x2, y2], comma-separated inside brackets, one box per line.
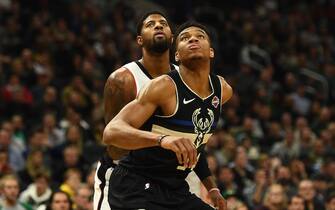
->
[136, 11, 170, 35]
[174, 21, 212, 45]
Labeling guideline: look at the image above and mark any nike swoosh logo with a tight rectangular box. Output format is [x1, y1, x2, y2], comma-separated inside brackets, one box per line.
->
[183, 98, 195, 104]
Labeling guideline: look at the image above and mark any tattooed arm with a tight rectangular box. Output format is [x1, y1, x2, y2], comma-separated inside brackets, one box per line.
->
[104, 68, 137, 160]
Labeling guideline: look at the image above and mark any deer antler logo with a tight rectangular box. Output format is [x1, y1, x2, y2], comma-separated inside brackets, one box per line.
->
[192, 108, 214, 148]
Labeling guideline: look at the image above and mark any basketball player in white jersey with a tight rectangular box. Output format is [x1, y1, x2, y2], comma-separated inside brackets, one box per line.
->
[93, 11, 177, 210]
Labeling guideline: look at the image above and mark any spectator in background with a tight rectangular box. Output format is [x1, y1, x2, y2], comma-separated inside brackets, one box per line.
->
[0, 175, 33, 210]
[326, 193, 335, 210]
[34, 86, 62, 121]
[1, 74, 33, 118]
[62, 76, 92, 117]
[52, 145, 86, 185]
[311, 106, 332, 135]
[11, 114, 27, 155]
[0, 148, 12, 176]
[298, 179, 325, 210]
[218, 134, 237, 165]
[27, 126, 50, 152]
[0, 129, 25, 172]
[256, 184, 287, 210]
[230, 146, 254, 191]
[288, 195, 305, 210]
[244, 169, 268, 208]
[31, 65, 53, 105]
[289, 84, 311, 116]
[73, 184, 93, 210]
[51, 124, 85, 162]
[19, 171, 52, 209]
[227, 195, 248, 210]
[44, 190, 73, 210]
[217, 165, 242, 200]
[275, 166, 296, 198]
[280, 112, 294, 132]
[271, 129, 300, 164]
[42, 113, 65, 148]
[59, 107, 90, 135]
[289, 160, 308, 186]
[59, 168, 82, 200]
[18, 149, 50, 190]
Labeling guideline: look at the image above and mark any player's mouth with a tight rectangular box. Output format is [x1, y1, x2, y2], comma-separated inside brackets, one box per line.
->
[188, 44, 200, 50]
[154, 32, 165, 38]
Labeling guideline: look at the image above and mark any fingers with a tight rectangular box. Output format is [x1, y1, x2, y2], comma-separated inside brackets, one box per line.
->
[172, 144, 183, 165]
[182, 138, 197, 168]
[175, 138, 197, 168]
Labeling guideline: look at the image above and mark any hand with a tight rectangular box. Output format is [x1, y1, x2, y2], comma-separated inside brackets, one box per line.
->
[160, 136, 197, 168]
[209, 190, 227, 210]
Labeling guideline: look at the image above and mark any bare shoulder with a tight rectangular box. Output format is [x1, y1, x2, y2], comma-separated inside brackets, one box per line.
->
[104, 67, 136, 123]
[105, 67, 136, 90]
[218, 75, 233, 104]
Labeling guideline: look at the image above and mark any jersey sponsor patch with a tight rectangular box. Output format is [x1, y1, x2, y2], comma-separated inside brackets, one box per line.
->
[212, 96, 219, 108]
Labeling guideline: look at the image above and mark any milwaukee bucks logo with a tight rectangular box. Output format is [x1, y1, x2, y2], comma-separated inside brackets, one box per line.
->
[192, 108, 214, 148]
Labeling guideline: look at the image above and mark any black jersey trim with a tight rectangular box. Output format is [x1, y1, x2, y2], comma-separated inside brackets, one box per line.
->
[136, 61, 177, 80]
[135, 61, 154, 79]
[218, 75, 223, 114]
[177, 70, 214, 100]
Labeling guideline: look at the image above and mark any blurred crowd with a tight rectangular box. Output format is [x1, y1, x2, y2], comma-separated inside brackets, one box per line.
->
[0, 0, 334, 210]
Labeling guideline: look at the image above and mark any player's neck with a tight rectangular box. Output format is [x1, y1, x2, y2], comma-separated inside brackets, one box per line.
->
[179, 63, 211, 98]
[141, 50, 171, 78]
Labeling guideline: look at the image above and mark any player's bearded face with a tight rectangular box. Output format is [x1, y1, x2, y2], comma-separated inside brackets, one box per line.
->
[144, 34, 171, 54]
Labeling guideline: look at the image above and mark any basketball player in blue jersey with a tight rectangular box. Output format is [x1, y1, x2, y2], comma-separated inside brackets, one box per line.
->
[93, 11, 177, 210]
[103, 22, 232, 210]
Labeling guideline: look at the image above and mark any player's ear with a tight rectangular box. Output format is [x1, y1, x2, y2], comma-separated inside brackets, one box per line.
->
[137, 36, 143, 46]
[210, 48, 214, 58]
[175, 51, 180, 62]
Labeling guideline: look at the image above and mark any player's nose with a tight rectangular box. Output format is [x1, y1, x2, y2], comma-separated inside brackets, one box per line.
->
[154, 22, 164, 30]
[188, 35, 199, 43]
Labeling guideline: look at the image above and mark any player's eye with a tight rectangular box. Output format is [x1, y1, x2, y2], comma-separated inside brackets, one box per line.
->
[160, 21, 168, 26]
[198, 34, 205, 39]
[146, 22, 154, 27]
[180, 36, 189, 41]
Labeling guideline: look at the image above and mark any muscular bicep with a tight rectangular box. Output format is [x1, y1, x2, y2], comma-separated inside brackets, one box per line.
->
[103, 69, 136, 124]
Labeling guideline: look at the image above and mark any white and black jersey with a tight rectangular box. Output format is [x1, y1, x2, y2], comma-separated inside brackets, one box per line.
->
[93, 61, 177, 210]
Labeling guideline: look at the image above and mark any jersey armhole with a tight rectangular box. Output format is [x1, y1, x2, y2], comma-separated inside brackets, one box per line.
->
[123, 67, 137, 97]
[155, 75, 179, 118]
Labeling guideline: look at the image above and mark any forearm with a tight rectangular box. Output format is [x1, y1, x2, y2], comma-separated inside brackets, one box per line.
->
[103, 119, 160, 149]
[201, 176, 218, 191]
